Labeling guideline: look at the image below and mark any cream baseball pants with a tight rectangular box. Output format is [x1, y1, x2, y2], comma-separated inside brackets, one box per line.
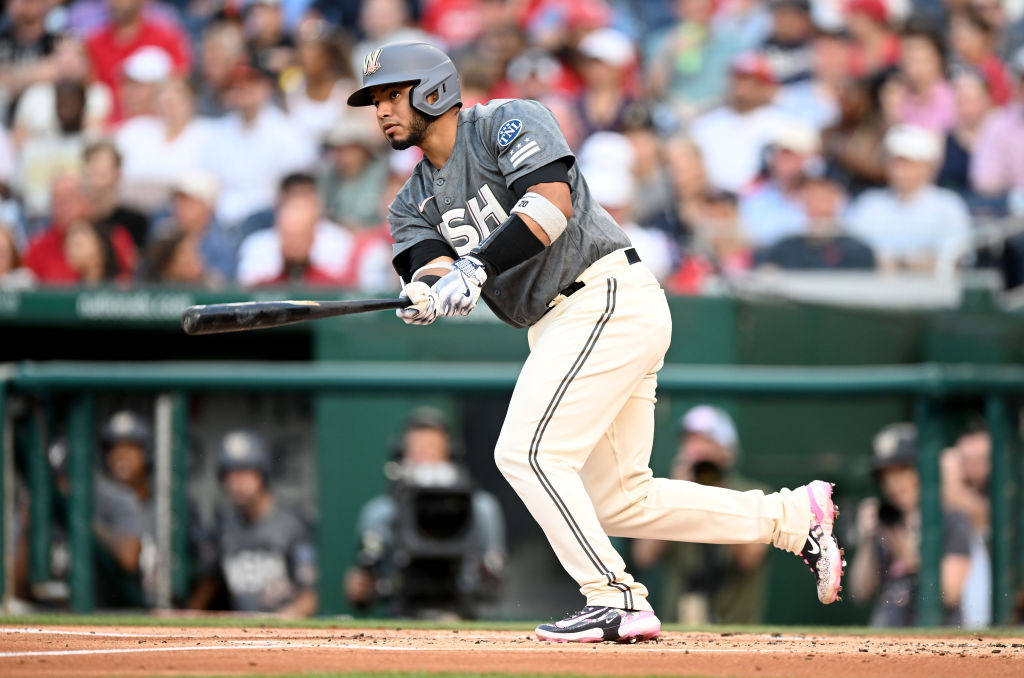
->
[494, 249, 812, 610]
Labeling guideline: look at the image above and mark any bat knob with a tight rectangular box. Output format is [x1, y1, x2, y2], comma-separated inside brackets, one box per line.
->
[181, 306, 203, 335]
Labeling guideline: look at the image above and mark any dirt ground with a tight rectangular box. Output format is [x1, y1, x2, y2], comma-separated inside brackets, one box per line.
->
[1, 624, 1022, 677]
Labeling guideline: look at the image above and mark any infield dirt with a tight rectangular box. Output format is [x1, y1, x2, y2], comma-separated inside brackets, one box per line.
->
[2, 624, 1022, 677]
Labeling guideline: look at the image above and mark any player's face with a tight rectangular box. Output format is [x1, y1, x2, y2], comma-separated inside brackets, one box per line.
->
[223, 469, 265, 507]
[370, 83, 430, 151]
[106, 442, 146, 485]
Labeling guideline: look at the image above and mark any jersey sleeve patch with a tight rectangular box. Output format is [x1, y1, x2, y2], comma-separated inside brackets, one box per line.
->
[497, 119, 523, 147]
[508, 136, 541, 168]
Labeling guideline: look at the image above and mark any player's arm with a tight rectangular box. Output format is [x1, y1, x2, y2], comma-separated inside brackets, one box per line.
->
[277, 588, 318, 618]
[430, 161, 574, 317]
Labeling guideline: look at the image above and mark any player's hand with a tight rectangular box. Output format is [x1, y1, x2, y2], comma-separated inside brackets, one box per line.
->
[397, 281, 439, 325]
[432, 256, 487, 317]
[856, 497, 880, 541]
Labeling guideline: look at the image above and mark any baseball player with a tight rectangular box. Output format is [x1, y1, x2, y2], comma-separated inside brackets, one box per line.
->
[347, 41, 844, 642]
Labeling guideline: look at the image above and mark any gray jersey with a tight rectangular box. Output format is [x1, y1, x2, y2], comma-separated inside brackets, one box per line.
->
[202, 501, 318, 612]
[390, 98, 631, 328]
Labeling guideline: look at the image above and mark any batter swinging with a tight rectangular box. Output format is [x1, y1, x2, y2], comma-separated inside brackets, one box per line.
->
[347, 41, 844, 643]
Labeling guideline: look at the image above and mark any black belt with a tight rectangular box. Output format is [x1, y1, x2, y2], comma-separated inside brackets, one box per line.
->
[558, 247, 641, 300]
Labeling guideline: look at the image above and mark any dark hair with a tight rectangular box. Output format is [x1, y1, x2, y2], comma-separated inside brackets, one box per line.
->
[142, 231, 188, 282]
[955, 5, 995, 35]
[0, 226, 21, 271]
[278, 171, 317, 194]
[83, 139, 123, 169]
[902, 17, 948, 73]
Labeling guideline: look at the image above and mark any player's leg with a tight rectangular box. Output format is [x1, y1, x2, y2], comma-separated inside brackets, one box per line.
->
[493, 258, 670, 641]
[579, 369, 844, 606]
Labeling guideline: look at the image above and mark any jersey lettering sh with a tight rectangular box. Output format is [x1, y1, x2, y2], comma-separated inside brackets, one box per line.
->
[389, 99, 630, 328]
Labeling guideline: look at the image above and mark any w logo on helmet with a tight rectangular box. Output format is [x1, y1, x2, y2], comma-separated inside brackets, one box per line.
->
[363, 49, 382, 76]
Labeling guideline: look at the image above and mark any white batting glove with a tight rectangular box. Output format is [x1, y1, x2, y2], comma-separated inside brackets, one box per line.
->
[397, 281, 439, 325]
[432, 256, 487, 317]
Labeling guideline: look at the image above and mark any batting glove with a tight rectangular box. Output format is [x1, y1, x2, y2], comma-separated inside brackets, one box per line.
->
[432, 256, 487, 317]
[397, 281, 439, 325]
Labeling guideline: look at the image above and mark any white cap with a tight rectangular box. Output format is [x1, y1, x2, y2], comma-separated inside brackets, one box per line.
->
[174, 170, 220, 207]
[584, 166, 634, 209]
[325, 115, 379, 149]
[578, 131, 635, 172]
[578, 27, 635, 68]
[123, 46, 173, 83]
[772, 120, 821, 155]
[680, 405, 739, 452]
[884, 124, 942, 163]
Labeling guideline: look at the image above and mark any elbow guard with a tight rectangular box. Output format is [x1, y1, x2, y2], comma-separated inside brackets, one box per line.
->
[470, 192, 569, 277]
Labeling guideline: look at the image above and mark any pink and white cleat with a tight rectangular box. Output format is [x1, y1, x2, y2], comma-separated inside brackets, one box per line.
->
[535, 606, 661, 643]
[800, 480, 846, 604]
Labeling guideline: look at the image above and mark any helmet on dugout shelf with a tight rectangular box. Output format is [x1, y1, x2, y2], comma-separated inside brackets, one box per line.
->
[347, 40, 461, 117]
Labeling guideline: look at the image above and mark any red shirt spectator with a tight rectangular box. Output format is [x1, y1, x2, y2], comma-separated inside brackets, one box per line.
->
[85, 0, 190, 121]
[23, 172, 137, 284]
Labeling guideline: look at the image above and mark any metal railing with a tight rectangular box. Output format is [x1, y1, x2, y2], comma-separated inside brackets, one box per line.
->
[1, 360, 1021, 625]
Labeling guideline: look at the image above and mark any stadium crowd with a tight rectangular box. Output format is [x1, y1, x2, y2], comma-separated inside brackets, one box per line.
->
[3, 0, 1024, 292]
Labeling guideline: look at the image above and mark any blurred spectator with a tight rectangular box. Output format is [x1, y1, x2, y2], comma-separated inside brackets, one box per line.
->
[496, 47, 580, 147]
[892, 22, 955, 133]
[350, 0, 434, 79]
[282, 19, 355, 145]
[936, 68, 996, 206]
[844, 0, 901, 77]
[631, 406, 770, 624]
[757, 175, 876, 269]
[194, 20, 247, 118]
[118, 45, 173, 120]
[690, 52, 791, 193]
[970, 47, 1024, 212]
[760, 0, 816, 85]
[775, 26, 847, 130]
[663, 135, 712, 239]
[941, 425, 992, 629]
[0, 0, 60, 122]
[202, 62, 317, 230]
[581, 134, 675, 280]
[83, 140, 150, 250]
[116, 77, 214, 214]
[243, 0, 296, 85]
[189, 430, 318, 616]
[420, 0, 486, 50]
[739, 121, 822, 248]
[318, 115, 389, 231]
[84, 0, 191, 122]
[345, 407, 505, 619]
[646, 0, 748, 120]
[13, 78, 92, 223]
[667, 189, 752, 294]
[622, 104, 677, 233]
[236, 190, 353, 286]
[572, 27, 638, 140]
[23, 171, 136, 284]
[13, 37, 112, 147]
[849, 422, 973, 627]
[149, 170, 235, 282]
[949, 6, 1012, 106]
[141, 230, 212, 285]
[847, 124, 971, 275]
[0, 223, 35, 288]
[822, 74, 889, 194]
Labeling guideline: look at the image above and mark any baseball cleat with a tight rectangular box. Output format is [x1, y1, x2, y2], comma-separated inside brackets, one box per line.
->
[535, 606, 661, 643]
[800, 480, 845, 605]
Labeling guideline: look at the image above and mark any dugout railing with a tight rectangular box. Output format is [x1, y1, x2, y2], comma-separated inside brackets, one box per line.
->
[0, 361, 1022, 627]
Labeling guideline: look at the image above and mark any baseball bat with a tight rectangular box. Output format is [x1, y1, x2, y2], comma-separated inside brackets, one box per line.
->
[181, 298, 410, 335]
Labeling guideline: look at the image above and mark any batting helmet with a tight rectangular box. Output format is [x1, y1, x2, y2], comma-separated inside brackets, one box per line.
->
[217, 430, 272, 479]
[347, 41, 461, 117]
[101, 410, 152, 453]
